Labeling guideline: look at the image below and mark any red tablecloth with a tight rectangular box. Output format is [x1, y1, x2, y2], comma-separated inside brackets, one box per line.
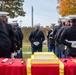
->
[31, 64, 59, 75]
[31, 58, 76, 75]
[60, 58, 76, 75]
[0, 58, 26, 75]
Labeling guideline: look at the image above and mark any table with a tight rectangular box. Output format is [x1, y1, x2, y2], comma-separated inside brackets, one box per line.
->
[61, 58, 76, 75]
[30, 58, 76, 75]
[0, 58, 26, 75]
[0, 58, 76, 75]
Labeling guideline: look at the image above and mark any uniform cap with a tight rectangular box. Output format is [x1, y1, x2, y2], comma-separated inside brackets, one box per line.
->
[64, 15, 76, 20]
[0, 11, 9, 17]
[9, 22, 17, 26]
[34, 23, 40, 28]
[69, 15, 76, 19]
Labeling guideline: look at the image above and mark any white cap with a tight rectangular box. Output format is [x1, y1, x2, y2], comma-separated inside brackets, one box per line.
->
[0, 11, 9, 17]
[64, 15, 76, 20]
[10, 20, 18, 25]
[68, 15, 76, 19]
[8, 22, 17, 26]
[34, 23, 40, 28]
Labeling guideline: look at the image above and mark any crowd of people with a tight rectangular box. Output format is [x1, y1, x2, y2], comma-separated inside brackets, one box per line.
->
[47, 16, 76, 58]
[29, 16, 76, 58]
[1, 11, 76, 58]
[0, 11, 23, 58]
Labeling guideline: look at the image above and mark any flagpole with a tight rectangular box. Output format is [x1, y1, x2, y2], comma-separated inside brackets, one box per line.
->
[31, 6, 34, 28]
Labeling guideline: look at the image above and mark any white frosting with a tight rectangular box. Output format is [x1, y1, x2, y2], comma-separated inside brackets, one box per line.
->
[32, 59, 58, 63]
[34, 55, 54, 59]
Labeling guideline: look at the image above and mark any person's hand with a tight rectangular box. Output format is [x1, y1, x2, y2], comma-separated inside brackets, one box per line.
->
[14, 52, 17, 56]
[11, 53, 15, 58]
[17, 50, 21, 54]
[71, 42, 76, 48]
[33, 41, 39, 46]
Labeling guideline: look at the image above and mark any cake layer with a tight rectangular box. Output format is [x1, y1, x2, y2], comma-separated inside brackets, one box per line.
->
[34, 52, 58, 59]
[31, 59, 59, 64]
[34, 52, 54, 55]
[34, 55, 54, 59]
[31, 55, 59, 64]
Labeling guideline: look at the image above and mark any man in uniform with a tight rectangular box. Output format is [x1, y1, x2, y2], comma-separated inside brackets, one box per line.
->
[29, 24, 45, 54]
[47, 25, 55, 52]
[55, 19, 70, 58]
[0, 11, 15, 58]
[53, 20, 62, 57]
[0, 12, 14, 58]
[60, 16, 76, 57]
[11, 22, 20, 58]
[16, 23, 23, 58]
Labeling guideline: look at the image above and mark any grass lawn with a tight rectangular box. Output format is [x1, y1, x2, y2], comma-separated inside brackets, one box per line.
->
[22, 45, 48, 58]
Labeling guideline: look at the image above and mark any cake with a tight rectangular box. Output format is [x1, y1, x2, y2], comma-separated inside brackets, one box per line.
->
[30, 52, 59, 64]
[34, 52, 57, 59]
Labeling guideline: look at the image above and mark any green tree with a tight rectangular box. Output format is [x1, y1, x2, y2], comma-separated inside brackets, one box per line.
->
[0, 0, 26, 18]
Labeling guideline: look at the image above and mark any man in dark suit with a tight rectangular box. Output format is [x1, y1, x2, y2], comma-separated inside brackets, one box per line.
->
[16, 24, 23, 58]
[60, 16, 76, 57]
[0, 12, 15, 58]
[29, 24, 45, 54]
[47, 25, 55, 52]
[0, 12, 12, 58]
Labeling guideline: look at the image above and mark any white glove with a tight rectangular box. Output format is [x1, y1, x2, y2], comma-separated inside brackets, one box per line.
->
[14, 52, 17, 56]
[20, 48, 22, 50]
[71, 42, 76, 48]
[11, 53, 15, 58]
[65, 46, 67, 50]
[33, 41, 39, 46]
[17, 50, 20, 54]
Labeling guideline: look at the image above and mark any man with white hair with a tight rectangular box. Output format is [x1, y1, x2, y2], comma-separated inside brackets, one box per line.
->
[29, 24, 45, 54]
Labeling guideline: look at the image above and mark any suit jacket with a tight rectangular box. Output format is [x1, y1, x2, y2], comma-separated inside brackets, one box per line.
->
[29, 29, 45, 48]
[0, 20, 11, 57]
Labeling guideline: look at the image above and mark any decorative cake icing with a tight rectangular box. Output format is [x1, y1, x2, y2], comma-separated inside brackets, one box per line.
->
[31, 55, 59, 64]
[30, 52, 59, 64]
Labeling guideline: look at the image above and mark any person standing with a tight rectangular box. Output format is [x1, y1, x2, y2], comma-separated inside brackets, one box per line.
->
[60, 18, 76, 57]
[11, 23, 20, 58]
[47, 25, 55, 52]
[0, 12, 14, 58]
[29, 24, 45, 54]
[0, 12, 15, 58]
[16, 24, 23, 58]
[53, 20, 62, 57]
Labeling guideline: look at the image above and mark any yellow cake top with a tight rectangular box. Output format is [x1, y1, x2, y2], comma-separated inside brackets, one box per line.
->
[30, 54, 59, 64]
[34, 52, 54, 55]
[31, 58, 59, 64]
[31, 55, 58, 60]
[33, 52, 58, 59]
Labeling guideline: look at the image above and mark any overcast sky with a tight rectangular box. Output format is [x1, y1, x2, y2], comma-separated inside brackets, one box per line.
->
[8, 0, 62, 27]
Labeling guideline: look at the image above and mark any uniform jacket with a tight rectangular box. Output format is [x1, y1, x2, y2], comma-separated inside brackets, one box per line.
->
[0, 20, 11, 57]
[60, 25, 76, 56]
[5, 23, 15, 53]
[47, 29, 55, 46]
[29, 29, 45, 48]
